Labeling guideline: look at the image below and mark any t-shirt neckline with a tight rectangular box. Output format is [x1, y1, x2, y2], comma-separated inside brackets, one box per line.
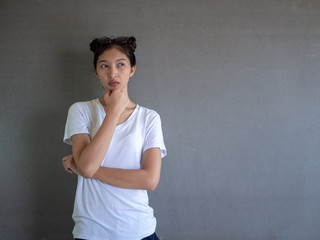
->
[95, 98, 139, 127]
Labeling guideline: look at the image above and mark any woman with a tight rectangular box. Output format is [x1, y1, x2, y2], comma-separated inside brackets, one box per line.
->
[62, 36, 167, 240]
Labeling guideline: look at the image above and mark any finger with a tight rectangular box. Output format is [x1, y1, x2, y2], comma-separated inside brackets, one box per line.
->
[105, 90, 112, 96]
[62, 154, 72, 161]
[63, 164, 73, 174]
[63, 165, 69, 172]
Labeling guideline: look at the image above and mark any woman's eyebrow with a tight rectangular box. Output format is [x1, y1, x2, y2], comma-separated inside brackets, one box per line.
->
[98, 58, 128, 63]
[98, 59, 108, 63]
[116, 58, 128, 62]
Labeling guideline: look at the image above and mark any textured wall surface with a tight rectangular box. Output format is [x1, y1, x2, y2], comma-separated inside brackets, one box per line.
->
[1, 1, 320, 239]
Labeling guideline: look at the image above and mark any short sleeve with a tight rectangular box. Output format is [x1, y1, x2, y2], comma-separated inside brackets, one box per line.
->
[63, 103, 90, 145]
[143, 114, 167, 158]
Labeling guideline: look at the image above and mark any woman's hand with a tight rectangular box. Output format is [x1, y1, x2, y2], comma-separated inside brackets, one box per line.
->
[103, 89, 129, 115]
[62, 154, 79, 175]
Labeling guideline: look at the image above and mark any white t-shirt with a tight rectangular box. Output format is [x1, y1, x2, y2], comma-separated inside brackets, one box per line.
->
[63, 98, 167, 240]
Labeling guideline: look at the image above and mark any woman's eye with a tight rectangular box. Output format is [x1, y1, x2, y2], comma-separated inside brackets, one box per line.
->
[101, 64, 108, 68]
[118, 63, 125, 67]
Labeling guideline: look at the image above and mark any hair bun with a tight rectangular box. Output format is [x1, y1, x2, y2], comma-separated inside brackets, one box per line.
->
[89, 36, 136, 53]
[128, 36, 137, 52]
[89, 38, 98, 52]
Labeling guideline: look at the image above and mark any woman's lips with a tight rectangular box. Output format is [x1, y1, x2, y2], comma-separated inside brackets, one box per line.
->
[109, 80, 119, 87]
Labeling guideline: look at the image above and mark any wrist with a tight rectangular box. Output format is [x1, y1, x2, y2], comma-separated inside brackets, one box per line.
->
[105, 106, 122, 119]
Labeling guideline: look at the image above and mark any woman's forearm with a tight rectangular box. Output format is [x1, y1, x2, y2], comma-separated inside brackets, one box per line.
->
[73, 108, 121, 178]
[93, 167, 158, 191]
[93, 148, 162, 191]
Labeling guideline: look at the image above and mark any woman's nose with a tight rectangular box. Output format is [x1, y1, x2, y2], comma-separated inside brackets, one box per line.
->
[108, 66, 117, 77]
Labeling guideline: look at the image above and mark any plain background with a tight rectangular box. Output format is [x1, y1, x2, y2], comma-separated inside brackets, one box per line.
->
[1, 0, 320, 239]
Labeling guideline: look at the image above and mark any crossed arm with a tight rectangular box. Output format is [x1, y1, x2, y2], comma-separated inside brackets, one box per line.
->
[63, 145, 161, 191]
[62, 90, 162, 191]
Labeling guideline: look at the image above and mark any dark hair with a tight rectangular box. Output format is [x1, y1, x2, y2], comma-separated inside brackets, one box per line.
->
[89, 36, 136, 69]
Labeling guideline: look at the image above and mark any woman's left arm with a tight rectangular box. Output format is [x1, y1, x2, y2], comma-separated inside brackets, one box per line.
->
[93, 148, 162, 191]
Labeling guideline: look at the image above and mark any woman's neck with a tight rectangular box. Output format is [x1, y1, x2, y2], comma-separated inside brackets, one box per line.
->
[98, 97, 136, 109]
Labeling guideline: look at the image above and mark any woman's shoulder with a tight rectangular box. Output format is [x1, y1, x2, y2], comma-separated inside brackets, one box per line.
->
[136, 104, 161, 120]
[68, 98, 100, 114]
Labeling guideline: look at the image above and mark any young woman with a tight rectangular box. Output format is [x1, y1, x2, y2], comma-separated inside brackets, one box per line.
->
[62, 36, 167, 240]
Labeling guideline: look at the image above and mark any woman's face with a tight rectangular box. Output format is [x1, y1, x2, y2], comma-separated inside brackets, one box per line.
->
[95, 46, 136, 92]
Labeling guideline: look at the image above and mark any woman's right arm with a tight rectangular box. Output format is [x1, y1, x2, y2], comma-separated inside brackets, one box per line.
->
[72, 90, 128, 178]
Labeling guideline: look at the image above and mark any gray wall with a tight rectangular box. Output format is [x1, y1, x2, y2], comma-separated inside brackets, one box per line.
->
[1, 1, 320, 239]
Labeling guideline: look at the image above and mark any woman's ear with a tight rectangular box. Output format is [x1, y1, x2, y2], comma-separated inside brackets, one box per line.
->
[129, 66, 136, 78]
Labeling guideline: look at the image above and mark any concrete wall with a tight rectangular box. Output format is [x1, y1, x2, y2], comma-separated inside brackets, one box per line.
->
[1, 1, 320, 239]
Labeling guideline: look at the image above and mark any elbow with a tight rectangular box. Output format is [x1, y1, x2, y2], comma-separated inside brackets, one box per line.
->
[145, 177, 159, 191]
[81, 166, 97, 179]
[75, 162, 97, 179]
[81, 170, 95, 179]
[147, 185, 157, 192]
